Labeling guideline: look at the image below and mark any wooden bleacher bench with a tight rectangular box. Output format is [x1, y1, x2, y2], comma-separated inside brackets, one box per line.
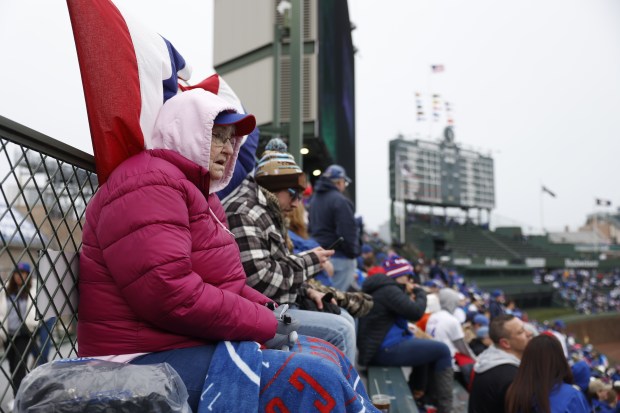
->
[367, 366, 419, 413]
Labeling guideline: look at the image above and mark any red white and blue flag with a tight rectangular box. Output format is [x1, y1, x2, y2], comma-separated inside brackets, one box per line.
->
[66, 0, 245, 183]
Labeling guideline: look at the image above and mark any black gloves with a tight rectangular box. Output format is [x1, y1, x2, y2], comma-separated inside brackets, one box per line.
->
[264, 304, 300, 351]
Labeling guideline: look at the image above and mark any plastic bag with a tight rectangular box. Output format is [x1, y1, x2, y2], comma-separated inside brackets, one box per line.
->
[15, 358, 191, 413]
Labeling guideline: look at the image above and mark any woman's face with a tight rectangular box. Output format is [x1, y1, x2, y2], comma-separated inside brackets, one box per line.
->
[209, 125, 235, 182]
[12, 271, 25, 287]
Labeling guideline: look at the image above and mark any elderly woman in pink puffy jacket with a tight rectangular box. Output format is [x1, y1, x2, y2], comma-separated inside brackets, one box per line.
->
[77, 90, 277, 406]
[79, 90, 276, 354]
[77, 89, 376, 413]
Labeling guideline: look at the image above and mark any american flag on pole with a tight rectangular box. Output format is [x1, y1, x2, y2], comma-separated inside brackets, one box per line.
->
[67, 0, 247, 186]
[431, 64, 445, 73]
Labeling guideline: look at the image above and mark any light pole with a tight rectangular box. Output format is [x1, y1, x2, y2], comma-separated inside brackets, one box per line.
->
[289, 0, 304, 168]
[274, 0, 303, 168]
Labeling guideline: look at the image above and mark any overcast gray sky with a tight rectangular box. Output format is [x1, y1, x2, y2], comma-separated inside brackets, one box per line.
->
[1, 0, 619, 235]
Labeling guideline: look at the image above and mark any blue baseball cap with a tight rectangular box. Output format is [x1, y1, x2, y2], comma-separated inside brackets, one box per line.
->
[476, 326, 490, 338]
[361, 244, 373, 254]
[322, 165, 352, 183]
[473, 314, 489, 326]
[553, 319, 566, 329]
[491, 289, 504, 298]
[214, 110, 256, 136]
[17, 262, 31, 273]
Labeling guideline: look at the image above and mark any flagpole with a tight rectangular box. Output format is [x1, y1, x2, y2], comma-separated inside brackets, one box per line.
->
[398, 155, 405, 244]
[540, 184, 545, 234]
[427, 70, 433, 140]
[593, 199, 598, 257]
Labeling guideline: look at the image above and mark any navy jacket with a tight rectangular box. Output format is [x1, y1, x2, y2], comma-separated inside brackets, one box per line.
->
[308, 177, 360, 258]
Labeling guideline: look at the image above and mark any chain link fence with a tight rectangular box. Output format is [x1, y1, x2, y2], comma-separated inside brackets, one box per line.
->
[0, 115, 96, 411]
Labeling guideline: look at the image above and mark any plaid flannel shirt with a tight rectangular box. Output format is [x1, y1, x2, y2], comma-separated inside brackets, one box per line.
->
[223, 176, 321, 304]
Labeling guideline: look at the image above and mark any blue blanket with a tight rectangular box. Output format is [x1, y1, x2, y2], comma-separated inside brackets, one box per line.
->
[199, 335, 378, 412]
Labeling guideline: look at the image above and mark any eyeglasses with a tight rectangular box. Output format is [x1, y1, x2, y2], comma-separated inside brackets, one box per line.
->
[212, 132, 237, 148]
[287, 188, 302, 201]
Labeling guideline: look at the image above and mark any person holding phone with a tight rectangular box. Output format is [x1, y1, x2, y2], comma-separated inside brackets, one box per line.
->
[287, 202, 335, 286]
[223, 139, 358, 363]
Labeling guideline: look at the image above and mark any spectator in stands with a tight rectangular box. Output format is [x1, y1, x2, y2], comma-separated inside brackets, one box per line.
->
[426, 288, 477, 386]
[468, 293, 485, 314]
[590, 348, 610, 371]
[489, 289, 506, 319]
[287, 203, 374, 320]
[589, 379, 615, 412]
[416, 293, 440, 333]
[472, 314, 489, 334]
[413, 261, 425, 283]
[549, 319, 569, 357]
[365, 261, 387, 277]
[308, 164, 360, 291]
[469, 326, 492, 356]
[357, 244, 374, 271]
[424, 279, 443, 294]
[287, 202, 334, 287]
[1, 262, 37, 395]
[505, 334, 589, 413]
[223, 140, 357, 363]
[454, 291, 468, 323]
[468, 314, 533, 413]
[571, 360, 592, 399]
[504, 299, 523, 319]
[78, 90, 374, 412]
[429, 258, 449, 285]
[358, 256, 454, 413]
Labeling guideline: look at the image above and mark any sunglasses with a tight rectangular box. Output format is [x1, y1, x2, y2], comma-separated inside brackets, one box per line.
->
[287, 188, 303, 201]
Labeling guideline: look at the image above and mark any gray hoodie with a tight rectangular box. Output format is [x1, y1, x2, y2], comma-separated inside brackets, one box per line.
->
[473, 345, 520, 373]
[438, 288, 461, 314]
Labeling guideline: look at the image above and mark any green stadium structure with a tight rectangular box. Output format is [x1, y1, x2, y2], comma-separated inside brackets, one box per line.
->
[397, 217, 620, 306]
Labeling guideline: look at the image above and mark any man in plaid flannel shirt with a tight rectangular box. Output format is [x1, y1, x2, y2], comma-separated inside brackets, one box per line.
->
[223, 139, 357, 363]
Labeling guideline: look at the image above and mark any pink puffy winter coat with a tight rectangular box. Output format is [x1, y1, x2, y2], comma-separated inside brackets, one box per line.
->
[78, 90, 277, 356]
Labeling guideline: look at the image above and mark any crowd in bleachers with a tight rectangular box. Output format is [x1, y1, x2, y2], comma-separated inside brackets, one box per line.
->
[353, 241, 620, 412]
[10, 5, 620, 410]
[534, 268, 620, 314]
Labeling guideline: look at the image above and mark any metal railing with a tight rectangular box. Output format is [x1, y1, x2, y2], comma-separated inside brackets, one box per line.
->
[0, 115, 96, 411]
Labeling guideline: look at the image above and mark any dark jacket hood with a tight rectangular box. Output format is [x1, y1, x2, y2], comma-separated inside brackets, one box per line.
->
[362, 274, 402, 295]
[313, 177, 339, 193]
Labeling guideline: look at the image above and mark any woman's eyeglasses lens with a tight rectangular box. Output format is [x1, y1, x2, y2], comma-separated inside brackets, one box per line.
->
[213, 133, 236, 147]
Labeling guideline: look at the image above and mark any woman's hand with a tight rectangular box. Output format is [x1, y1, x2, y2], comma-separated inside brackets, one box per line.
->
[323, 259, 335, 277]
